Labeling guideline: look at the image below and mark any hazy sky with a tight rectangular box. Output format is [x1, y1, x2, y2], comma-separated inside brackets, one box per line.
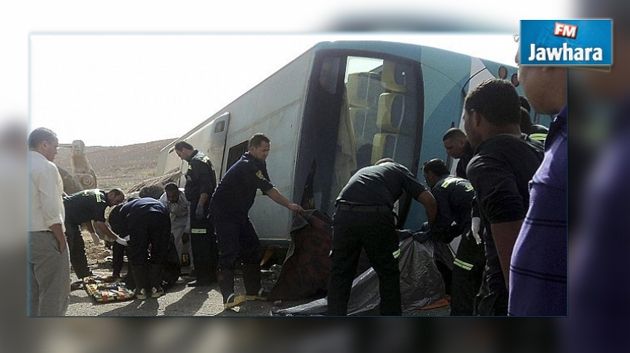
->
[3, 0, 573, 147]
[30, 33, 523, 146]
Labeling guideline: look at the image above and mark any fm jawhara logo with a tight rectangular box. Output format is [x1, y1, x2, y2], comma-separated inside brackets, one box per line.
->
[520, 19, 613, 66]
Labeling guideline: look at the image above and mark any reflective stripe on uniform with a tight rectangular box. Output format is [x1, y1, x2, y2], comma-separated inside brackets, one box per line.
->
[392, 249, 401, 259]
[453, 258, 474, 270]
[191, 228, 207, 234]
[529, 133, 547, 142]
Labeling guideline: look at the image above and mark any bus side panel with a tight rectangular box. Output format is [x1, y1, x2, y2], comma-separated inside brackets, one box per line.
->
[219, 50, 316, 243]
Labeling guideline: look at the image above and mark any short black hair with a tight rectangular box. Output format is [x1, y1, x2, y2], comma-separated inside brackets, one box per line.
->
[107, 188, 125, 199]
[174, 141, 194, 151]
[164, 182, 179, 192]
[248, 133, 270, 149]
[139, 185, 164, 200]
[28, 127, 57, 149]
[375, 158, 395, 165]
[464, 79, 521, 126]
[442, 128, 466, 141]
[423, 158, 450, 177]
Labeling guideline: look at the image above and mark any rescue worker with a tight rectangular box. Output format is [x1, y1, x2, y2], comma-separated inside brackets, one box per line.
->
[422, 158, 484, 316]
[174, 141, 218, 287]
[63, 188, 125, 279]
[108, 197, 171, 299]
[210, 133, 304, 309]
[327, 158, 438, 316]
[442, 128, 474, 178]
[520, 107, 549, 144]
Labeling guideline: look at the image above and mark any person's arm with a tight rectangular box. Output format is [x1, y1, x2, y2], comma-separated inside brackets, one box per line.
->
[265, 187, 304, 213]
[38, 164, 66, 252]
[416, 190, 437, 225]
[491, 220, 523, 286]
[93, 221, 122, 242]
[428, 188, 455, 242]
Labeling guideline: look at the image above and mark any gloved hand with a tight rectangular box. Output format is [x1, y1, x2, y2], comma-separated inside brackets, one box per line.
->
[195, 204, 205, 220]
[90, 232, 102, 245]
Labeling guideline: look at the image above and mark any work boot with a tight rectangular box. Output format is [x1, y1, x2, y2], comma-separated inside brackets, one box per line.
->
[223, 293, 246, 310]
[218, 268, 235, 296]
[245, 288, 269, 301]
[135, 288, 147, 300]
[151, 287, 165, 298]
[242, 263, 262, 296]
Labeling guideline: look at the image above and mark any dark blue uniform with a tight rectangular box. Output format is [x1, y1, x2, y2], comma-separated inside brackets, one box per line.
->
[109, 198, 171, 294]
[184, 150, 218, 284]
[63, 189, 109, 278]
[210, 152, 273, 302]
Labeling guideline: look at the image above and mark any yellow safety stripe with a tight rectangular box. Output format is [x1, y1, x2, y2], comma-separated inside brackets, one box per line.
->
[392, 249, 401, 259]
[529, 133, 547, 142]
[191, 228, 207, 234]
[453, 258, 474, 271]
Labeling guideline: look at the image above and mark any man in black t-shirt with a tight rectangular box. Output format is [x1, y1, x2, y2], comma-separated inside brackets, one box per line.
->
[63, 188, 125, 278]
[327, 158, 437, 316]
[463, 79, 543, 315]
[210, 133, 304, 309]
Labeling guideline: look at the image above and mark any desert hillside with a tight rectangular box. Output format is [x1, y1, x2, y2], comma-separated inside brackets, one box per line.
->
[55, 139, 174, 192]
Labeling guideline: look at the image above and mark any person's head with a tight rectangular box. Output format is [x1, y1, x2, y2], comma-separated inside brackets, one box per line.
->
[164, 182, 180, 203]
[442, 128, 469, 159]
[174, 141, 195, 161]
[515, 47, 567, 115]
[106, 188, 125, 206]
[423, 158, 451, 188]
[463, 79, 521, 147]
[28, 127, 59, 162]
[374, 157, 395, 165]
[139, 185, 164, 200]
[248, 133, 271, 161]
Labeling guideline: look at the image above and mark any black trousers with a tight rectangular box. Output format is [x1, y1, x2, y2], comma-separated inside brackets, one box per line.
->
[327, 209, 401, 316]
[189, 212, 218, 283]
[64, 222, 92, 278]
[128, 212, 171, 292]
[214, 215, 262, 301]
[450, 233, 485, 316]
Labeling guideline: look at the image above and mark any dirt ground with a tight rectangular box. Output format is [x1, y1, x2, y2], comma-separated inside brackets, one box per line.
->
[67, 232, 450, 317]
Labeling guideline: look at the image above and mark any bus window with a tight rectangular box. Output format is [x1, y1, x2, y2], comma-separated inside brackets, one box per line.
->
[225, 140, 248, 172]
[329, 56, 422, 210]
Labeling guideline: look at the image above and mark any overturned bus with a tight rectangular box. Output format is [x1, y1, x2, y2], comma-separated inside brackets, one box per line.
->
[156, 40, 548, 247]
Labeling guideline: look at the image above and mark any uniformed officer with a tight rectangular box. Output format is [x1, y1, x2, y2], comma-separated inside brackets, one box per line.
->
[423, 158, 485, 316]
[174, 141, 218, 287]
[63, 188, 125, 279]
[210, 133, 304, 309]
[327, 158, 438, 316]
[108, 198, 171, 299]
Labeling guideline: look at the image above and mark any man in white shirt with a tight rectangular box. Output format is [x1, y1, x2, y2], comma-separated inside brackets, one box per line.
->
[159, 182, 193, 274]
[28, 127, 70, 316]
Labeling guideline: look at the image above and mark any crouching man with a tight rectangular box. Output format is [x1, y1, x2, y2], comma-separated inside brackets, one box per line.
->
[108, 197, 171, 299]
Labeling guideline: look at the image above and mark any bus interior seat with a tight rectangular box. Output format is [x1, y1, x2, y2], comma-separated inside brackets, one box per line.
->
[380, 61, 407, 93]
[371, 133, 398, 164]
[376, 93, 404, 133]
